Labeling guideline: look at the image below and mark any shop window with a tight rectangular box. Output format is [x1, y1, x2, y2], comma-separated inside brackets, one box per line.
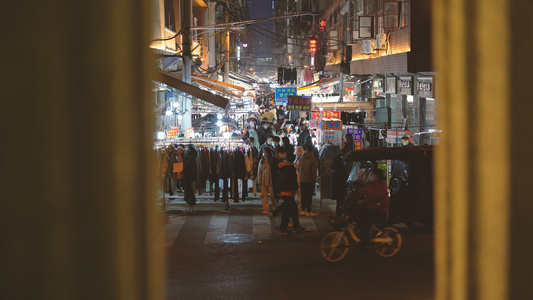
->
[384, 2, 400, 29]
[164, 0, 176, 32]
[424, 98, 436, 126]
[365, 0, 377, 15]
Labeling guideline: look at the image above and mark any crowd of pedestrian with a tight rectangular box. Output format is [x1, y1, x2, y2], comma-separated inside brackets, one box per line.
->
[253, 125, 319, 235]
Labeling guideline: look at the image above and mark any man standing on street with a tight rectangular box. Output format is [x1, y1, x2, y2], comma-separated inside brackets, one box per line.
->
[270, 147, 305, 235]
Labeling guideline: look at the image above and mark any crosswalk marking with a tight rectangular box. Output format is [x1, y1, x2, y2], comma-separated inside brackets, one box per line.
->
[165, 215, 187, 247]
[252, 211, 272, 240]
[164, 205, 333, 247]
[203, 211, 230, 245]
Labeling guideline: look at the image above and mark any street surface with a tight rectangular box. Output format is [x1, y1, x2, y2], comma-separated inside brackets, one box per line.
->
[162, 196, 434, 300]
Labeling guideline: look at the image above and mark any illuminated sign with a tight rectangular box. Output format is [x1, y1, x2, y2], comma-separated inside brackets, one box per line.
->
[275, 87, 297, 105]
[185, 127, 195, 139]
[309, 35, 317, 54]
[312, 111, 341, 119]
[319, 19, 327, 32]
[167, 126, 179, 138]
[399, 76, 414, 95]
[417, 77, 434, 98]
[287, 95, 312, 111]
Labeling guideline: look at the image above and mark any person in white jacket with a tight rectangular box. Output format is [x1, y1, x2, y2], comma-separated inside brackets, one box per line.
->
[257, 147, 276, 214]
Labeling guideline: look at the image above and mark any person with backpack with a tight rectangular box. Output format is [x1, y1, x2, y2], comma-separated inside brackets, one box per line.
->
[270, 146, 305, 235]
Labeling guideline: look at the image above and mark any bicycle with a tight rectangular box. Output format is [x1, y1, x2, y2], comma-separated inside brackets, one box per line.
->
[320, 214, 402, 262]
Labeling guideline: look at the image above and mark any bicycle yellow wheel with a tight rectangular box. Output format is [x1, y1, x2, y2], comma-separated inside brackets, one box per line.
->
[320, 231, 350, 262]
[373, 227, 402, 257]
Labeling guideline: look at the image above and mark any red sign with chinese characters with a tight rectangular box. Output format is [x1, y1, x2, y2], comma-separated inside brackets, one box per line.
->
[309, 37, 317, 54]
[287, 95, 312, 111]
[185, 127, 195, 139]
[167, 126, 179, 139]
[319, 20, 327, 32]
[312, 111, 341, 119]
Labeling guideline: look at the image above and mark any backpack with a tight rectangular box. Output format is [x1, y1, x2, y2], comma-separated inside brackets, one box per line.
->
[275, 164, 299, 192]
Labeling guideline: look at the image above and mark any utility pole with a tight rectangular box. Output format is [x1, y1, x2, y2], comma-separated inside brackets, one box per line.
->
[224, 10, 230, 85]
[339, 10, 346, 102]
[182, 0, 193, 131]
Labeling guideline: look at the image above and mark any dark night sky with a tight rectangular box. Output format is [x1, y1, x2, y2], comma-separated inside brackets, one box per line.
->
[248, 0, 274, 58]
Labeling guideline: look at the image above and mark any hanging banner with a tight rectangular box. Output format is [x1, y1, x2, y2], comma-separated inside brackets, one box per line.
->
[287, 95, 312, 111]
[185, 127, 195, 139]
[386, 130, 413, 144]
[275, 87, 297, 105]
[167, 126, 179, 139]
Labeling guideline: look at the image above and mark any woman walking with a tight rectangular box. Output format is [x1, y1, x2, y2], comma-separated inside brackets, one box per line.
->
[258, 147, 276, 214]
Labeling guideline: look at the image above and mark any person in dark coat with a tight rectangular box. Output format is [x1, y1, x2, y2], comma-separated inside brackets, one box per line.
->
[183, 145, 198, 206]
[298, 124, 310, 147]
[331, 154, 347, 215]
[346, 168, 389, 250]
[282, 136, 295, 163]
[257, 121, 268, 145]
[401, 135, 415, 146]
[304, 136, 319, 162]
[298, 144, 318, 216]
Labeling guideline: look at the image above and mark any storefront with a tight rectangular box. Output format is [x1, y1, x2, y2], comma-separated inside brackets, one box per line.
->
[416, 76, 439, 145]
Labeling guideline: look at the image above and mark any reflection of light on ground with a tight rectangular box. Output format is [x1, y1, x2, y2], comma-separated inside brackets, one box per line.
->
[215, 233, 255, 243]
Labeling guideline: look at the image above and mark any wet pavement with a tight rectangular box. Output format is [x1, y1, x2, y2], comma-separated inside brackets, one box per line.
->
[163, 197, 434, 300]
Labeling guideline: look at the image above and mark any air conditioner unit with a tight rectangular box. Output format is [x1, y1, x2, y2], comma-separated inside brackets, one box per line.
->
[371, 38, 377, 51]
[327, 52, 336, 63]
[375, 33, 388, 50]
[362, 40, 374, 54]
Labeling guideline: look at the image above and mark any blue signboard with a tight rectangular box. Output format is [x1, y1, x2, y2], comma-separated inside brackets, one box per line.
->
[275, 87, 297, 105]
[346, 128, 363, 141]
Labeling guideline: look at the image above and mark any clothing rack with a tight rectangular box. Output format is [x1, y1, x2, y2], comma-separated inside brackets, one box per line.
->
[155, 137, 248, 149]
[159, 138, 253, 213]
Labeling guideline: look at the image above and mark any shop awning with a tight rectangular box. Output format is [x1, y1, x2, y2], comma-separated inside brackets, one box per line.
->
[297, 77, 340, 92]
[158, 71, 241, 98]
[229, 72, 257, 87]
[155, 70, 229, 109]
[297, 80, 320, 92]
[192, 74, 245, 92]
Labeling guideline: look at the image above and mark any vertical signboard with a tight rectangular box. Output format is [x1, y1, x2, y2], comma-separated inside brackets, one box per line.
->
[185, 127, 195, 139]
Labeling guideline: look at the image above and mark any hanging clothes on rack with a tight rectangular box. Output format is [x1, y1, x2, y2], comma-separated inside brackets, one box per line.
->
[297, 69, 305, 85]
[245, 146, 259, 197]
[232, 148, 248, 202]
[163, 145, 178, 195]
[182, 145, 197, 206]
[209, 147, 220, 201]
[304, 68, 314, 84]
[221, 149, 230, 203]
[283, 68, 292, 84]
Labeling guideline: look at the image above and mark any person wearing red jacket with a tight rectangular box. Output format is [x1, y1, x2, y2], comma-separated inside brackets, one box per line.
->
[347, 168, 390, 250]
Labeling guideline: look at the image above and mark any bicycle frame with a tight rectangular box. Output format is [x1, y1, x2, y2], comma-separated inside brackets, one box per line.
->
[331, 222, 394, 247]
